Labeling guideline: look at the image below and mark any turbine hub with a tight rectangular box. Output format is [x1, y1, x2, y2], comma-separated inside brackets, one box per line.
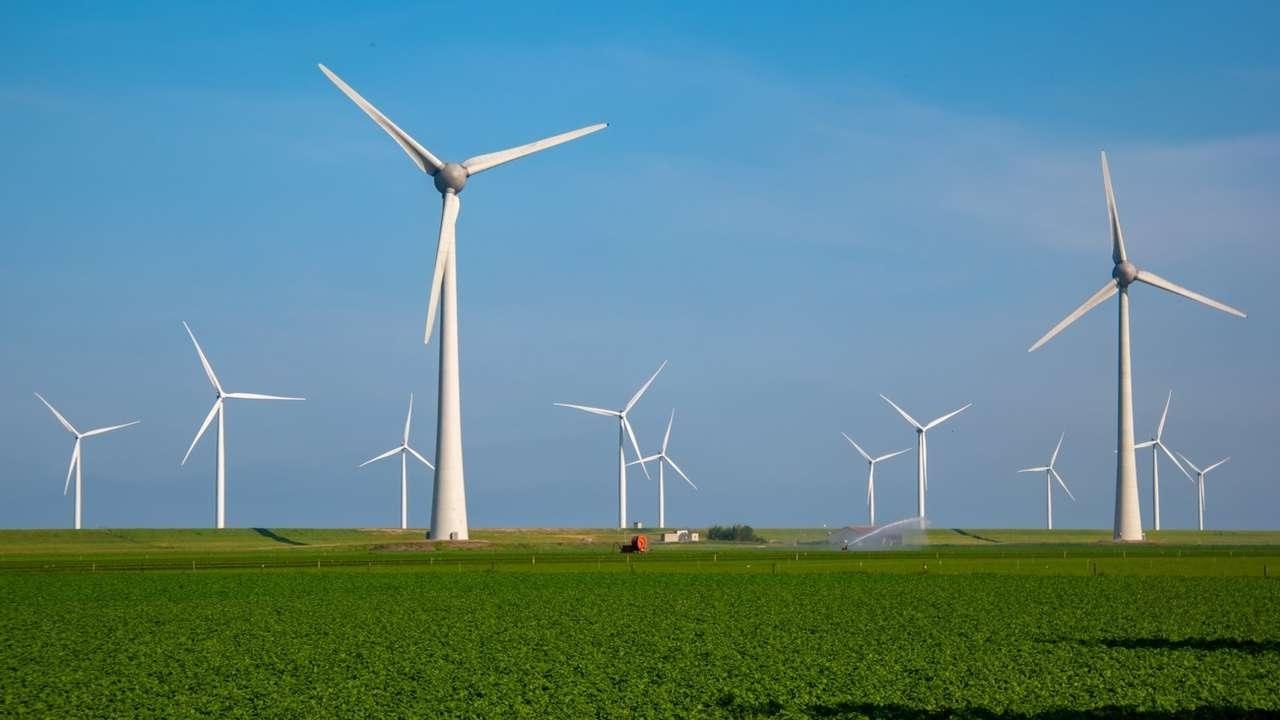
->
[433, 163, 468, 194]
[1112, 261, 1139, 287]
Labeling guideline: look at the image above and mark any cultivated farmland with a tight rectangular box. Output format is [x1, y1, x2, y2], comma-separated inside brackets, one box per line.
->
[1, 530, 1278, 718]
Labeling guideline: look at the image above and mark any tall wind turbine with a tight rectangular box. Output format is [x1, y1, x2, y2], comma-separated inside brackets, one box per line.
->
[1017, 433, 1076, 530]
[1027, 152, 1246, 541]
[1176, 453, 1229, 531]
[181, 322, 304, 529]
[319, 64, 607, 541]
[555, 361, 665, 528]
[629, 410, 696, 529]
[1133, 391, 1191, 531]
[34, 394, 138, 530]
[841, 433, 909, 526]
[359, 393, 435, 530]
[880, 395, 971, 519]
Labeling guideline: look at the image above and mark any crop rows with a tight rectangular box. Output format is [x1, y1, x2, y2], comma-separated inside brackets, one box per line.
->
[1, 570, 1278, 718]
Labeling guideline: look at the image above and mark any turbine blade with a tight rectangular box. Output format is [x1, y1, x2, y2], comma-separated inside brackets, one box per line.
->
[1101, 151, 1127, 264]
[627, 454, 661, 467]
[317, 64, 444, 174]
[1051, 467, 1076, 502]
[182, 321, 223, 394]
[554, 403, 619, 418]
[1019, 466, 1050, 473]
[1028, 280, 1118, 352]
[406, 446, 435, 470]
[665, 456, 697, 490]
[622, 417, 651, 480]
[359, 446, 403, 468]
[662, 410, 675, 454]
[1158, 442, 1193, 481]
[82, 420, 140, 437]
[874, 448, 912, 463]
[1156, 390, 1173, 439]
[403, 393, 414, 445]
[224, 393, 305, 401]
[63, 439, 80, 495]
[182, 400, 221, 466]
[424, 192, 460, 345]
[1133, 440, 1157, 449]
[879, 395, 922, 430]
[1203, 457, 1230, 474]
[1135, 270, 1247, 318]
[461, 123, 607, 176]
[1050, 433, 1064, 467]
[842, 433, 873, 462]
[34, 393, 78, 436]
[1175, 451, 1202, 475]
[624, 361, 667, 414]
[924, 403, 972, 431]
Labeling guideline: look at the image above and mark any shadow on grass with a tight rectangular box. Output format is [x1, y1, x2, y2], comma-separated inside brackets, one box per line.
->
[951, 528, 1000, 543]
[251, 528, 307, 546]
[718, 696, 1276, 719]
[1055, 637, 1280, 654]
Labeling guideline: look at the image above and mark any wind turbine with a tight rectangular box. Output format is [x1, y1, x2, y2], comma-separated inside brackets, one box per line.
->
[880, 395, 971, 519]
[1017, 433, 1076, 530]
[841, 433, 909, 526]
[1133, 391, 1191, 531]
[359, 393, 435, 530]
[319, 64, 607, 541]
[34, 393, 138, 529]
[1027, 152, 1246, 541]
[555, 361, 665, 528]
[180, 321, 304, 529]
[628, 410, 696, 529]
[1176, 453, 1229, 531]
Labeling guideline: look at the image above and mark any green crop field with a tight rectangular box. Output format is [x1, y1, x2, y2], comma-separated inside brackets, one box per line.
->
[2, 529, 1279, 718]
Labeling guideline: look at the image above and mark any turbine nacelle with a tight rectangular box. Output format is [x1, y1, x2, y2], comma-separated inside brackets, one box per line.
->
[433, 163, 468, 194]
[1112, 261, 1139, 287]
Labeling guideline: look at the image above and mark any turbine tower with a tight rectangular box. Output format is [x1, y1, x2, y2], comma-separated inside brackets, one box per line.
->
[359, 393, 435, 530]
[1028, 152, 1246, 542]
[1017, 433, 1075, 530]
[555, 361, 665, 528]
[880, 395, 971, 519]
[629, 410, 696, 529]
[34, 393, 138, 530]
[841, 433, 909, 526]
[319, 64, 607, 541]
[1176, 453, 1229, 531]
[181, 322, 304, 529]
[1133, 391, 1190, 531]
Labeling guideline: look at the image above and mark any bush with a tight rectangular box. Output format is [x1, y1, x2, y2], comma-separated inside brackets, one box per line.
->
[707, 525, 765, 543]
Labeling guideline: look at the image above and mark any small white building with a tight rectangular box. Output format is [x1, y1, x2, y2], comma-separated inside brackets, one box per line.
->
[662, 530, 700, 543]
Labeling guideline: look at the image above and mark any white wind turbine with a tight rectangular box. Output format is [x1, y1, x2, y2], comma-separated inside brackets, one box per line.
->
[628, 410, 696, 529]
[319, 64, 607, 541]
[841, 433, 910, 526]
[359, 393, 435, 530]
[1133, 391, 1191, 531]
[1017, 433, 1076, 530]
[1027, 152, 1246, 542]
[180, 321, 304, 529]
[555, 361, 665, 528]
[1175, 453, 1229, 531]
[34, 394, 138, 530]
[880, 395, 971, 520]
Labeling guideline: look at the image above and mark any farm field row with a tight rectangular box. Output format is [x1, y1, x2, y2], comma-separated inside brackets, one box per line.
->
[1, 568, 1277, 718]
[1, 529, 1278, 578]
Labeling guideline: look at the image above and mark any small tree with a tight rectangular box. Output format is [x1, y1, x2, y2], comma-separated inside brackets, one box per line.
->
[707, 524, 765, 543]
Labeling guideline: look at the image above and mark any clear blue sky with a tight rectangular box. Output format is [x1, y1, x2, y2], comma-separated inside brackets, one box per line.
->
[3, 2, 1277, 530]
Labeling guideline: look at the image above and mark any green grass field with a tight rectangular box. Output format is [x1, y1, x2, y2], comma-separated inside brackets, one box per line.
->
[2, 529, 1278, 718]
